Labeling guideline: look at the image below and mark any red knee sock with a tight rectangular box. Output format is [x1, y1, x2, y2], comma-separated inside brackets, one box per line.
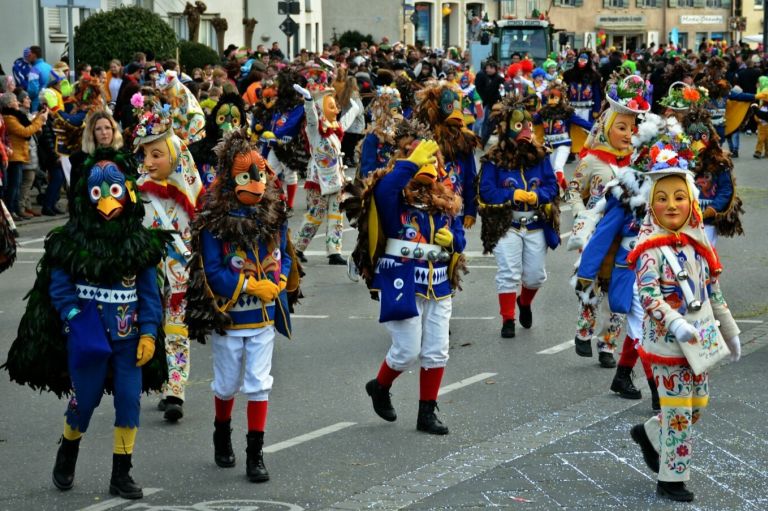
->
[419, 367, 445, 401]
[214, 396, 234, 422]
[518, 287, 538, 306]
[376, 361, 402, 387]
[617, 335, 640, 368]
[286, 183, 298, 208]
[498, 292, 517, 321]
[247, 400, 268, 432]
[640, 357, 653, 380]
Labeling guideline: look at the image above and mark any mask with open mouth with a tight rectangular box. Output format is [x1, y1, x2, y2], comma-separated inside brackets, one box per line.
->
[231, 150, 268, 205]
[88, 160, 135, 220]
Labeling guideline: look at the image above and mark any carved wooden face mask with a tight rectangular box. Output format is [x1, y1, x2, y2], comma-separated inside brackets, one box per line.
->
[231, 150, 267, 205]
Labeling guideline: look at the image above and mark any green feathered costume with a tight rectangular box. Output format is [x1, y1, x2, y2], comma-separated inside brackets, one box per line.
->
[2, 147, 172, 398]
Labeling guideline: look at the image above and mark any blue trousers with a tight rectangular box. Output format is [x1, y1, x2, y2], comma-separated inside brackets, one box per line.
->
[44, 164, 65, 211]
[65, 337, 142, 432]
[3, 162, 22, 215]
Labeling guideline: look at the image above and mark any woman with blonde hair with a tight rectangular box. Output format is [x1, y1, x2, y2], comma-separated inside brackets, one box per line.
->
[336, 74, 365, 168]
[67, 110, 129, 209]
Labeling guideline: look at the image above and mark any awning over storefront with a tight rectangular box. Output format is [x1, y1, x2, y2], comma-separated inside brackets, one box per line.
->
[742, 34, 763, 44]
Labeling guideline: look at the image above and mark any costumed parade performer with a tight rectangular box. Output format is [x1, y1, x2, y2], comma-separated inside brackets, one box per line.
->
[261, 69, 308, 214]
[568, 75, 649, 368]
[627, 145, 740, 503]
[358, 86, 403, 180]
[562, 50, 602, 122]
[357, 138, 466, 434]
[189, 92, 247, 188]
[292, 81, 361, 265]
[532, 82, 593, 191]
[134, 104, 203, 421]
[184, 129, 297, 482]
[456, 71, 484, 133]
[478, 95, 560, 338]
[415, 82, 479, 230]
[752, 76, 768, 159]
[156, 70, 206, 144]
[2, 148, 170, 499]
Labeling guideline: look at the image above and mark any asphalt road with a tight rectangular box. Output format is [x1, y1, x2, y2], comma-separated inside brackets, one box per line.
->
[1, 136, 767, 511]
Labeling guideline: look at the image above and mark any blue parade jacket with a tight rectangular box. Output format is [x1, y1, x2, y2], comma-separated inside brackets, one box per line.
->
[359, 133, 395, 179]
[270, 104, 305, 140]
[697, 166, 734, 226]
[49, 266, 162, 341]
[477, 157, 560, 249]
[577, 195, 641, 313]
[372, 160, 466, 305]
[533, 113, 593, 148]
[567, 81, 602, 119]
[200, 216, 292, 333]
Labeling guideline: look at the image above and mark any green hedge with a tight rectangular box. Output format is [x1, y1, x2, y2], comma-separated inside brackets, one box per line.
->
[178, 40, 221, 72]
[74, 6, 177, 67]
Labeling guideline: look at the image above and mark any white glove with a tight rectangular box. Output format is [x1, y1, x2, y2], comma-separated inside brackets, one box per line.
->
[293, 83, 311, 100]
[725, 335, 741, 362]
[669, 318, 699, 344]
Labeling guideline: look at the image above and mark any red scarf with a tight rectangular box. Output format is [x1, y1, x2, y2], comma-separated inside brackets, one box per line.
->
[318, 123, 344, 140]
[579, 148, 632, 167]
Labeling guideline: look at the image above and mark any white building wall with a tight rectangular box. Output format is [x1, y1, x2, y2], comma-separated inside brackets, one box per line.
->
[248, 0, 323, 58]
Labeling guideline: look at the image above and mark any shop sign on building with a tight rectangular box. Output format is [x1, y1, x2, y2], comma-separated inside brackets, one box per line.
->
[595, 14, 646, 27]
[680, 15, 724, 25]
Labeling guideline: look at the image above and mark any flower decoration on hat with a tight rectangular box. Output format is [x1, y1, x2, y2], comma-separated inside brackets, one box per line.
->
[132, 103, 173, 145]
[660, 82, 709, 111]
[632, 113, 694, 173]
[605, 74, 651, 114]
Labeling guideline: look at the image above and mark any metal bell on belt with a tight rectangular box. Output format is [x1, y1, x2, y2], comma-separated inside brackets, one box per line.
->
[400, 246, 411, 256]
[413, 247, 425, 259]
[437, 251, 451, 263]
[676, 270, 689, 281]
[688, 300, 702, 312]
[427, 250, 439, 262]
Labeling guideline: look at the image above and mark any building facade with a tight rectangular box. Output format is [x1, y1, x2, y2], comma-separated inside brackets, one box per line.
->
[547, 0, 734, 52]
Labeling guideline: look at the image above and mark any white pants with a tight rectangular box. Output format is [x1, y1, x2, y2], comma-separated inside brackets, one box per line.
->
[704, 224, 717, 247]
[493, 228, 547, 293]
[268, 149, 298, 186]
[549, 145, 570, 174]
[626, 283, 644, 341]
[211, 326, 275, 401]
[384, 296, 452, 371]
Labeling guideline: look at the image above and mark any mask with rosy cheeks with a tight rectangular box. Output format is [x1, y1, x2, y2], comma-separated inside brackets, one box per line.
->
[231, 150, 268, 205]
[141, 138, 175, 181]
[88, 161, 135, 220]
[322, 95, 339, 122]
[606, 113, 637, 152]
[651, 175, 692, 232]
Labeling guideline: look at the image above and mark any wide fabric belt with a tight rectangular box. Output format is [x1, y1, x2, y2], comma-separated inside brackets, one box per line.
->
[571, 101, 592, 108]
[620, 236, 637, 252]
[217, 294, 275, 313]
[76, 284, 138, 304]
[385, 239, 450, 263]
[511, 210, 540, 224]
[414, 265, 449, 285]
[544, 132, 570, 144]
[710, 109, 726, 125]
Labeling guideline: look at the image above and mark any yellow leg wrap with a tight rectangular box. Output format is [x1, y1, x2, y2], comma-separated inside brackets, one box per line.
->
[113, 426, 138, 455]
[63, 422, 82, 441]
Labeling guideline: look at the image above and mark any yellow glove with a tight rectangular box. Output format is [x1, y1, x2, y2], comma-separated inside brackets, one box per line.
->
[278, 279, 287, 292]
[463, 215, 476, 229]
[262, 130, 276, 139]
[513, 189, 538, 205]
[405, 139, 439, 168]
[434, 227, 453, 248]
[136, 335, 155, 367]
[246, 277, 280, 303]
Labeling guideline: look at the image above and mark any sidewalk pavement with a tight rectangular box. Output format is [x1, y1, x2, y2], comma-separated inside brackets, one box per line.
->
[328, 322, 768, 510]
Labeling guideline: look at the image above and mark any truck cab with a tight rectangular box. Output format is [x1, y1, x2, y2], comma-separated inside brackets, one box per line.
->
[493, 19, 552, 67]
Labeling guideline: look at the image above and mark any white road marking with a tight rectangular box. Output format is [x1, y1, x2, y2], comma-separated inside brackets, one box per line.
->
[302, 250, 494, 258]
[16, 248, 44, 253]
[438, 372, 498, 396]
[560, 232, 571, 239]
[76, 488, 163, 511]
[537, 339, 575, 355]
[291, 314, 329, 319]
[263, 422, 356, 453]
[313, 227, 354, 239]
[451, 316, 494, 320]
[736, 319, 765, 324]
[466, 265, 497, 269]
[348, 315, 376, 319]
[17, 237, 45, 245]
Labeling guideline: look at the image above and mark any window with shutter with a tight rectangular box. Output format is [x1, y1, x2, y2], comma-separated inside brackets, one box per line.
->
[107, 0, 119, 9]
[693, 0, 705, 7]
[573, 0, 583, 6]
[720, 0, 731, 8]
[48, 7, 62, 33]
[668, 0, 679, 7]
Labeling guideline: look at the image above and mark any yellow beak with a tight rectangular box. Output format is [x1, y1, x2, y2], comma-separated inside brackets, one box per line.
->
[413, 163, 438, 184]
[446, 108, 464, 125]
[691, 140, 706, 154]
[97, 196, 123, 219]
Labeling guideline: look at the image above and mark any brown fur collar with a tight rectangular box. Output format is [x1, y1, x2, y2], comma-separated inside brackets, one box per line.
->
[482, 139, 547, 170]
[415, 84, 479, 162]
[402, 179, 463, 217]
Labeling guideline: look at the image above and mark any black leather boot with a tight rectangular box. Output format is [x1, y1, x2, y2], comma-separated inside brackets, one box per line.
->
[365, 379, 397, 422]
[517, 297, 532, 329]
[328, 254, 345, 265]
[598, 352, 616, 368]
[649, 379, 660, 413]
[416, 400, 449, 435]
[657, 481, 694, 502]
[610, 366, 642, 399]
[52, 436, 80, 491]
[213, 420, 236, 468]
[630, 424, 659, 473]
[163, 396, 184, 422]
[501, 319, 515, 338]
[109, 453, 143, 499]
[296, 250, 307, 262]
[245, 431, 270, 482]
[575, 337, 593, 357]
